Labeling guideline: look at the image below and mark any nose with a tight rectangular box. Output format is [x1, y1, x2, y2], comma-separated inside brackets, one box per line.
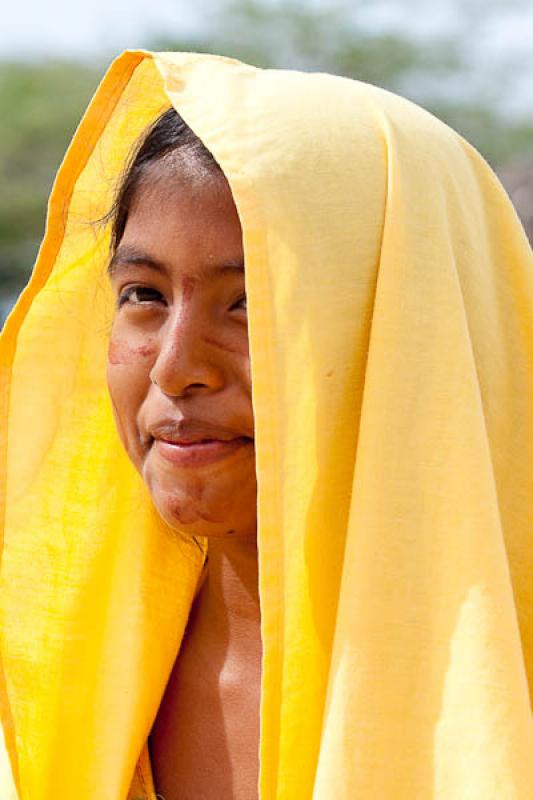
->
[149, 301, 225, 398]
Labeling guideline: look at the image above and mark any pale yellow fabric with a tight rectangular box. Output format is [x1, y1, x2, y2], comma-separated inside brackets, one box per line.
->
[1, 49, 533, 799]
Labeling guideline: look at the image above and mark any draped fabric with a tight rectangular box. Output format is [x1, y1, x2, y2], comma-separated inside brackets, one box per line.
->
[1, 49, 533, 799]
[126, 740, 155, 799]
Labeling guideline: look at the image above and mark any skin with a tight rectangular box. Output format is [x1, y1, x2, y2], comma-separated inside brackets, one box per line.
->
[106, 157, 261, 800]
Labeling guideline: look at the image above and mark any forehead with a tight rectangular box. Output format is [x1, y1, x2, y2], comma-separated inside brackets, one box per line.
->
[109, 167, 244, 282]
[127, 164, 242, 244]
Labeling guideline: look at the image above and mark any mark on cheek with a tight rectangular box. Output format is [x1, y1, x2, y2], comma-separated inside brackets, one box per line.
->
[176, 277, 196, 331]
[166, 496, 213, 525]
[202, 334, 249, 357]
[170, 277, 197, 350]
[108, 339, 157, 365]
[182, 276, 196, 304]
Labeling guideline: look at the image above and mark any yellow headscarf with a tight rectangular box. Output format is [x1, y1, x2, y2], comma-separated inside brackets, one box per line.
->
[1, 49, 533, 800]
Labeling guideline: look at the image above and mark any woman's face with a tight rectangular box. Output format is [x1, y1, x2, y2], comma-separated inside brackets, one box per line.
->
[106, 161, 256, 539]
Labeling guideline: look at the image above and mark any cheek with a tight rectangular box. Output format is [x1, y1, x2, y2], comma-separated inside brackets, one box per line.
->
[108, 338, 157, 365]
[201, 333, 249, 358]
[199, 332, 252, 394]
[106, 336, 157, 454]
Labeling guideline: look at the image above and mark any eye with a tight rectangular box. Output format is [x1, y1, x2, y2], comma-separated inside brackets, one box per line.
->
[117, 285, 165, 308]
[230, 294, 247, 312]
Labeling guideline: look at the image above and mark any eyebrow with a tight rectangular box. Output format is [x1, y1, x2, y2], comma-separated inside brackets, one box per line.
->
[107, 245, 244, 280]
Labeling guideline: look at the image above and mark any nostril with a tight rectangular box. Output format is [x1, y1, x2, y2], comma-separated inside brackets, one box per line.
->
[149, 378, 211, 399]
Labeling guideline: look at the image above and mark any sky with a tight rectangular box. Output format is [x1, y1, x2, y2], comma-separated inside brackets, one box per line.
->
[0, 0, 203, 60]
[2, 0, 533, 117]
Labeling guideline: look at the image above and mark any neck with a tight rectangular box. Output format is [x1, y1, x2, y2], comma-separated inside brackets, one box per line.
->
[195, 533, 261, 653]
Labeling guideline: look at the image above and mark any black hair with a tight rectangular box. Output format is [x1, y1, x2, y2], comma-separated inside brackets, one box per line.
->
[108, 107, 224, 252]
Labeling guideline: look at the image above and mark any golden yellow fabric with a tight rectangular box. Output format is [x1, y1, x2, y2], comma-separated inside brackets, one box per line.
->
[1, 49, 533, 799]
[126, 741, 155, 800]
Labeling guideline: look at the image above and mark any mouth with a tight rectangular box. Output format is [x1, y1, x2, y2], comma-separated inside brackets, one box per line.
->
[145, 415, 254, 467]
[153, 436, 254, 467]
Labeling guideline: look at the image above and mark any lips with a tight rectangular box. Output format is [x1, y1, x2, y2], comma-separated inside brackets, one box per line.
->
[146, 417, 254, 467]
[154, 436, 253, 467]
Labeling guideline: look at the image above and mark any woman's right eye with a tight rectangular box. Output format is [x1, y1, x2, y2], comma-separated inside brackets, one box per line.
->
[117, 286, 164, 308]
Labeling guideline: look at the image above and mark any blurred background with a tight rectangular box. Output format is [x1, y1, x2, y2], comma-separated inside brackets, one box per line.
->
[1, 0, 533, 323]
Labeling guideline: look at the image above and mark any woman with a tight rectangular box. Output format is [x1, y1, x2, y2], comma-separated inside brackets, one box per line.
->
[106, 106, 261, 799]
[1, 50, 533, 800]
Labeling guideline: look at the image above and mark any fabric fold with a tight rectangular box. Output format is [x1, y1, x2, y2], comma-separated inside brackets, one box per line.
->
[1, 49, 533, 799]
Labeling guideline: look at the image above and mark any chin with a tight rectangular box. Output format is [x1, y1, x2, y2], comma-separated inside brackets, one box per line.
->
[157, 508, 253, 540]
[141, 456, 258, 539]
[150, 486, 251, 539]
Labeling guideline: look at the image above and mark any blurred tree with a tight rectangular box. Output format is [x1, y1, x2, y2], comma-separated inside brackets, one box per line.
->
[156, 0, 533, 167]
[0, 61, 99, 295]
[1, 0, 532, 316]
[499, 160, 533, 244]
[155, 0, 464, 92]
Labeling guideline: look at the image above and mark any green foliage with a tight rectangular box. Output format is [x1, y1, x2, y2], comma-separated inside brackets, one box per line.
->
[156, 0, 464, 82]
[156, 0, 533, 168]
[424, 101, 533, 168]
[1, 0, 532, 310]
[0, 60, 99, 293]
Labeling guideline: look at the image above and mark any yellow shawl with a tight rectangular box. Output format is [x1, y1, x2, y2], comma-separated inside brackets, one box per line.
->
[1, 49, 533, 799]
